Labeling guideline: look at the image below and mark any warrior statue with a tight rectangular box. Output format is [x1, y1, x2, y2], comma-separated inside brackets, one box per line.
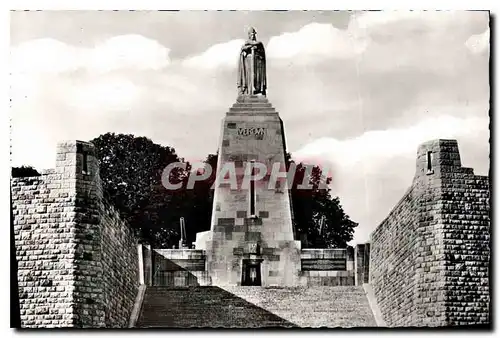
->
[237, 27, 267, 96]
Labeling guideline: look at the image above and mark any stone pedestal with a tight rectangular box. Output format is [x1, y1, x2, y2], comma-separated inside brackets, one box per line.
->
[202, 95, 302, 286]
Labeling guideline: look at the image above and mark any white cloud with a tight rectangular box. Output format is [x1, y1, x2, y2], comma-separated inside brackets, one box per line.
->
[350, 11, 420, 30]
[10, 35, 170, 74]
[266, 22, 369, 61]
[10, 75, 143, 170]
[293, 114, 487, 170]
[89, 35, 170, 72]
[465, 28, 490, 54]
[68, 78, 141, 111]
[349, 10, 483, 33]
[10, 34, 171, 169]
[182, 39, 244, 69]
[10, 38, 82, 74]
[350, 11, 441, 31]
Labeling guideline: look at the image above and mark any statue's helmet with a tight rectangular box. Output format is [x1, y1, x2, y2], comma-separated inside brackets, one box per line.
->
[248, 27, 257, 38]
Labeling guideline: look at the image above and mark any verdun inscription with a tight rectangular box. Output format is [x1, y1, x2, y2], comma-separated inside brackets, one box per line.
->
[237, 127, 266, 137]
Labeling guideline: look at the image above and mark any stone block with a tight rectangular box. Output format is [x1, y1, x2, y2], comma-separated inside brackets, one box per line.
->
[236, 210, 247, 218]
[217, 218, 235, 226]
[258, 211, 269, 218]
[244, 232, 261, 242]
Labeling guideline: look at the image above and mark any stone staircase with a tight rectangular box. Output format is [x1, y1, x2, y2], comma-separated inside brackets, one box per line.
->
[228, 95, 277, 114]
[135, 286, 377, 328]
[135, 286, 296, 328]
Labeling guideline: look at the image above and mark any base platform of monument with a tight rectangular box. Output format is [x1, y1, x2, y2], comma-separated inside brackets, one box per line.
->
[197, 95, 302, 287]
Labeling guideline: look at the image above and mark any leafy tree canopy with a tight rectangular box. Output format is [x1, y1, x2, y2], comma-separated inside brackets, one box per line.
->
[285, 152, 357, 248]
[91, 133, 188, 247]
[11, 166, 41, 178]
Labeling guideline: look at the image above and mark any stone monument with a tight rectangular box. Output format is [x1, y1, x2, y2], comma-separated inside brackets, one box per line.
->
[196, 27, 302, 287]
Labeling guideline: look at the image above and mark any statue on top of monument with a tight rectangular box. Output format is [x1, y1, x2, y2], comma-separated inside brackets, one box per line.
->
[237, 27, 267, 96]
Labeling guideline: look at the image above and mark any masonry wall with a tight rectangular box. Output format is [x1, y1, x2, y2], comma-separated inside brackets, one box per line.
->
[429, 141, 490, 325]
[370, 187, 420, 325]
[100, 201, 139, 327]
[370, 139, 490, 327]
[13, 173, 77, 327]
[12, 141, 139, 328]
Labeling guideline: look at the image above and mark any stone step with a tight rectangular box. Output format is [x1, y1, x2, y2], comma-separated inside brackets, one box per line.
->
[232, 103, 273, 108]
[229, 107, 275, 112]
[236, 97, 269, 103]
[226, 112, 280, 117]
[235, 101, 270, 105]
[136, 286, 377, 328]
[136, 286, 296, 328]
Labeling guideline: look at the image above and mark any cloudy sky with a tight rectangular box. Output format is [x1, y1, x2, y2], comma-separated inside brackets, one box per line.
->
[10, 10, 490, 243]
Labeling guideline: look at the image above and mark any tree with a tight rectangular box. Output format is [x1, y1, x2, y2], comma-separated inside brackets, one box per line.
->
[11, 166, 40, 178]
[182, 153, 218, 245]
[91, 133, 188, 247]
[286, 153, 357, 248]
[136, 152, 218, 247]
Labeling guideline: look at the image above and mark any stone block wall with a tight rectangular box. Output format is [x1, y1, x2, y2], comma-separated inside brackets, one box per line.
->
[12, 141, 139, 328]
[100, 200, 139, 327]
[369, 187, 420, 325]
[12, 172, 77, 328]
[369, 139, 490, 326]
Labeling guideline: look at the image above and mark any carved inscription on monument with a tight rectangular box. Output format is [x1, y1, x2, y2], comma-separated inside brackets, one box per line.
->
[301, 258, 347, 271]
[237, 127, 265, 138]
